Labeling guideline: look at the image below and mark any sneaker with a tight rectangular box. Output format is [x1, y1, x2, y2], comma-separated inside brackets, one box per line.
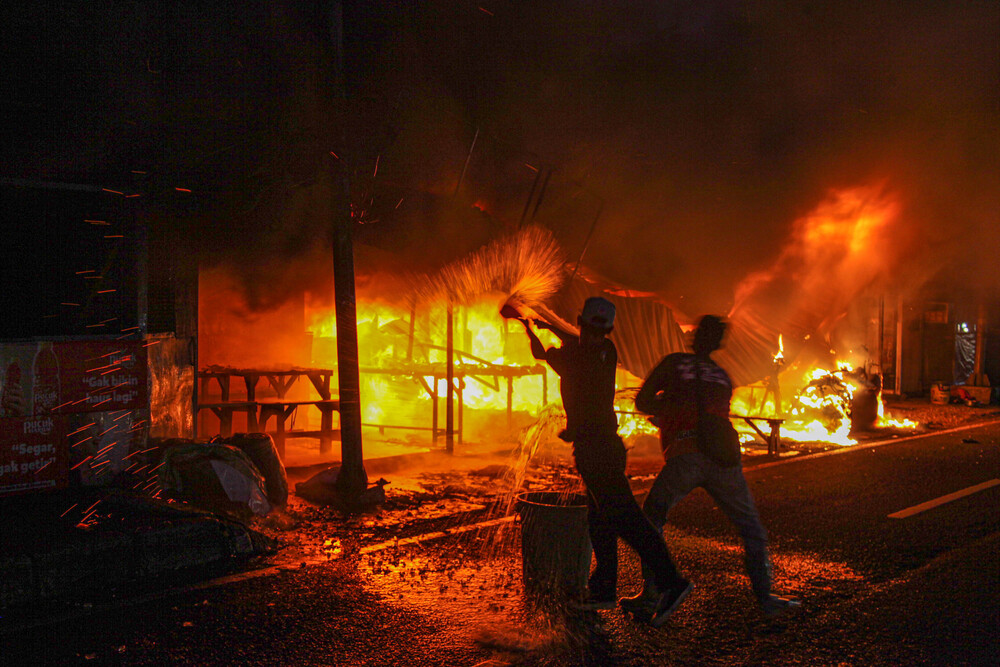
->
[618, 585, 658, 618]
[761, 594, 801, 617]
[650, 579, 693, 628]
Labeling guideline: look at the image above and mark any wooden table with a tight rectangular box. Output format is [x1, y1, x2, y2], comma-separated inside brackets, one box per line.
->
[198, 367, 339, 457]
[199, 367, 334, 402]
[730, 414, 784, 455]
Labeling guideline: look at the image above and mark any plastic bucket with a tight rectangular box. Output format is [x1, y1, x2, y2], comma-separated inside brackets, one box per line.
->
[514, 491, 591, 599]
[930, 383, 950, 405]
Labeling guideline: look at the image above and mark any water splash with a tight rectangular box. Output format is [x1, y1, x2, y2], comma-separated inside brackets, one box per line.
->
[410, 225, 565, 308]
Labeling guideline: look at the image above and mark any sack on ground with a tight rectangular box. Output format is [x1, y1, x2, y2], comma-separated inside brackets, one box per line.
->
[696, 413, 741, 467]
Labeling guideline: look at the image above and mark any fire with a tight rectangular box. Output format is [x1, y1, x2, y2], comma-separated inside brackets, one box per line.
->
[307, 297, 564, 443]
[732, 358, 918, 447]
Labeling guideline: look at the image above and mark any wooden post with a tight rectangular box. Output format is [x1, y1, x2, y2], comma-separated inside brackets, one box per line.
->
[446, 302, 455, 453]
[328, 0, 367, 500]
[431, 378, 439, 445]
[407, 299, 416, 362]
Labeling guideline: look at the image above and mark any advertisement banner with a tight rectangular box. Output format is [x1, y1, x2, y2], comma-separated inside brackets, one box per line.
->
[0, 340, 148, 417]
[0, 339, 151, 495]
[0, 414, 69, 496]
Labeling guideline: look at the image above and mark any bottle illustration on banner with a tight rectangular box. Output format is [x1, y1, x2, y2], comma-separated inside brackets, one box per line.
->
[2, 360, 26, 417]
[32, 342, 61, 414]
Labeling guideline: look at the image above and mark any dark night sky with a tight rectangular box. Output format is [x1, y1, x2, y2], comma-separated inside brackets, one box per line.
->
[3, 1, 998, 315]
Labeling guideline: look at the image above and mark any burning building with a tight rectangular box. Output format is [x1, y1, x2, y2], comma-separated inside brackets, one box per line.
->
[1, 0, 998, 493]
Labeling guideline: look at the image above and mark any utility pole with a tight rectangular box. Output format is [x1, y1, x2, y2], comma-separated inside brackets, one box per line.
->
[330, 1, 368, 500]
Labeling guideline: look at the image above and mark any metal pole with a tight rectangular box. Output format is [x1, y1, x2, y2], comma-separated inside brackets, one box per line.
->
[895, 294, 904, 395]
[568, 200, 604, 285]
[453, 127, 480, 198]
[878, 296, 885, 379]
[973, 300, 987, 386]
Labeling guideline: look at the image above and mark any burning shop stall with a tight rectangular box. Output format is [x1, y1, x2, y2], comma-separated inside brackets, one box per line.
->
[0, 179, 197, 501]
[195, 221, 563, 468]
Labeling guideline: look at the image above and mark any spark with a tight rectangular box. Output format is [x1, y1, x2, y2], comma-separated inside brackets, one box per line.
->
[101, 188, 123, 195]
[94, 442, 117, 457]
[329, 151, 340, 159]
[91, 397, 112, 407]
[76, 269, 96, 274]
[61, 302, 81, 307]
[175, 187, 191, 193]
[60, 503, 79, 518]
[86, 324, 106, 328]
[86, 363, 119, 372]
[70, 456, 93, 470]
[34, 460, 52, 474]
[479, 7, 494, 15]
[142, 340, 161, 347]
[112, 411, 133, 422]
[524, 163, 538, 172]
[68, 423, 97, 436]
[395, 198, 404, 209]
[97, 425, 119, 437]
[120, 327, 139, 332]
[96, 289, 117, 294]
[71, 437, 93, 448]
[123, 446, 158, 461]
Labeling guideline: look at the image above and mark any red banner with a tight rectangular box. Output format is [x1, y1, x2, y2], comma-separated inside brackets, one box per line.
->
[0, 414, 69, 496]
[0, 339, 151, 495]
[1, 340, 148, 417]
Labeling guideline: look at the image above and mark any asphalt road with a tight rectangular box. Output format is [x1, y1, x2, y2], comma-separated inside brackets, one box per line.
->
[5, 421, 998, 666]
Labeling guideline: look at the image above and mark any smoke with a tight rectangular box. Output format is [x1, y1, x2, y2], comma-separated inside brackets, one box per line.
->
[4, 1, 996, 316]
[731, 184, 907, 331]
[375, 0, 1000, 312]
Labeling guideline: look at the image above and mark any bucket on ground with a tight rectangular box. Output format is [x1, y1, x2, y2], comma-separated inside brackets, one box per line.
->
[930, 383, 950, 405]
[514, 491, 591, 599]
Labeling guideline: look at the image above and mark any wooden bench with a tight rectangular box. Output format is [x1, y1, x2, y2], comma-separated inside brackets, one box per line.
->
[257, 399, 341, 458]
[197, 402, 259, 437]
[731, 415, 784, 455]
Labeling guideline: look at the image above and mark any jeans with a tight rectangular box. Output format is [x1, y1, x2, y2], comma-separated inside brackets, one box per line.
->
[643, 451, 773, 600]
[573, 433, 682, 597]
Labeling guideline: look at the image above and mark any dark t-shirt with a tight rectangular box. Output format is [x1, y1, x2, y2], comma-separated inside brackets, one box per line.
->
[545, 337, 619, 441]
[635, 352, 733, 458]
